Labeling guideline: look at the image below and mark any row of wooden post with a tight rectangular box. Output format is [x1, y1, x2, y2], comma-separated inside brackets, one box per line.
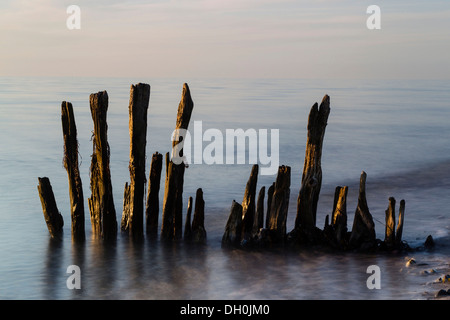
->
[222, 95, 408, 251]
[37, 86, 408, 251]
[37, 83, 205, 243]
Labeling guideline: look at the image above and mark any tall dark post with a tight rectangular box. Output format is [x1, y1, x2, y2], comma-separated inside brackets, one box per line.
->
[295, 95, 330, 230]
[61, 101, 85, 242]
[161, 83, 194, 241]
[121, 83, 150, 240]
[88, 91, 117, 240]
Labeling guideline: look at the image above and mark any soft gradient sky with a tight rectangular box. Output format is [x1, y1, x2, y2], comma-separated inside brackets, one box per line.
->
[0, 0, 449, 79]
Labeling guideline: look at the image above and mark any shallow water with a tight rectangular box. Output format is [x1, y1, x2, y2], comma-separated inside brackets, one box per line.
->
[0, 77, 449, 300]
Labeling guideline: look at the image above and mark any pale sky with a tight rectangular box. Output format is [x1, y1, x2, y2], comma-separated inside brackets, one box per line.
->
[1, 0, 449, 79]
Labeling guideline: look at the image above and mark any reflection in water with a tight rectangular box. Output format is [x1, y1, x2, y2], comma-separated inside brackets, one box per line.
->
[43, 238, 64, 299]
[4, 78, 450, 300]
[33, 225, 450, 300]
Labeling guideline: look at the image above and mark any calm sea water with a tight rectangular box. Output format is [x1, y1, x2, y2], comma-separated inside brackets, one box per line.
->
[0, 77, 449, 300]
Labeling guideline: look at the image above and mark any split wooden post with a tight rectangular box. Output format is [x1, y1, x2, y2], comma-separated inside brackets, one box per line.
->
[88, 90, 117, 240]
[121, 83, 150, 240]
[295, 95, 330, 230]
[161, 83, 194, 241]
[37, 177, 64, 239]
[61, 101, 85, 241]
[145, 152, 163, 237]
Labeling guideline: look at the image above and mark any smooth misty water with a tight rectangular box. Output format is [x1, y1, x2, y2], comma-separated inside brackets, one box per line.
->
[0, 77, 449, 300]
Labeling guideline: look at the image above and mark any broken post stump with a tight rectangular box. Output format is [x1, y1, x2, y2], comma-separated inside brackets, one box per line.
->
[295, 95, 330, 230]
[384, 197, 396, 248]
[184, 196, 193, 241]
[88, 90, 117, 240]
[222, 200, 243, 248]
[121, 182, 131, 232]
[145, 152, 163, 237]
[121, 83, 150, 240]
[349, 171, 376, 250]
[252, 186, 265, 237]
[241, 164, 259, 241]
[265, 182, 275, 229]
[37, 177, 64, 239]
[396, 199, 405, 247]
[331, 186, 348, 247]
[191, 188, 207, 244]
[161, 83, 194, 241]
[61, 101, 85, 242]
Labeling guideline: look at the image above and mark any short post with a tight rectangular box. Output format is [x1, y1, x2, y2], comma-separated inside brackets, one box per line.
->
[37, 177, 64, 239]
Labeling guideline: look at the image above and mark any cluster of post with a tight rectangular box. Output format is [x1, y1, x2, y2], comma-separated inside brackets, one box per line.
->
[222, 95, 407, 251]
[37, 83, 206, 243]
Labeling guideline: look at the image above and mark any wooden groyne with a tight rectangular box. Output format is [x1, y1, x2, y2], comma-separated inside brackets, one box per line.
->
[38, 83, 204, 244]
[37, 84, 433, 253]
[221, 95, 416, 252]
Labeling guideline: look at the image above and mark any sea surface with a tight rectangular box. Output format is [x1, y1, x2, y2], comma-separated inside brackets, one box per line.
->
[0, 77, 449, 300]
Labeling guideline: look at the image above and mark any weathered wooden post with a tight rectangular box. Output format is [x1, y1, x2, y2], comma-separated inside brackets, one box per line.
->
[349, 171, 376, 249]
[145, 152, 163, 237]
[121, 182, 131, 231]
[241, 164, 259, 241]
[161, 83, 194, 241]
[222, 200, 243, 248]
[384, 197, 396, 248]
[252, 186, 265, 237]
[121, 83, 150, 240]
[61, 101, 85, 242]
[88, 91, 117, 240]
[37, 177, 64, 239]
[184, 196, 193, 241]
[395, 199, 405, 247]
[295, 95, 330, 230]
[265, 182, 275, 229]
[266, 165, 291, 242]
[191, 188, 207, 243]
[331, 186, 348, 246]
